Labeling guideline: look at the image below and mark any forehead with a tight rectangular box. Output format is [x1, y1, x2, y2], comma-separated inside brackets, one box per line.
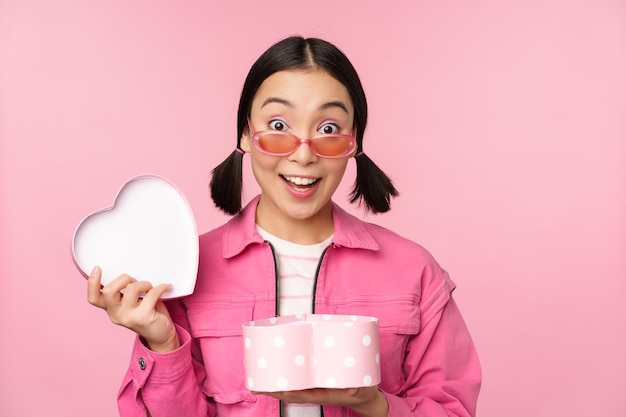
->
[252, 69, 354, 114]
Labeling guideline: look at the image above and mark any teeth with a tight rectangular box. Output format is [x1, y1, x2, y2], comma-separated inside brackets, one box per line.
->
[283, 176, 317, 186]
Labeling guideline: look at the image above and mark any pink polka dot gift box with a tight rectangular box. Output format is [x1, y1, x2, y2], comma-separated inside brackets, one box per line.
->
[242, 314, 381, 392]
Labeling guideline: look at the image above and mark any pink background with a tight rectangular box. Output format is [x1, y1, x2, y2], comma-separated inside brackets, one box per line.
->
[1, 1, 624, 416]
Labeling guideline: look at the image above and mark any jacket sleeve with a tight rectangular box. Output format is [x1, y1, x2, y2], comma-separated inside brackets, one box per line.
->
[116, 300, 216, 417]
[382, 271, 481, 417]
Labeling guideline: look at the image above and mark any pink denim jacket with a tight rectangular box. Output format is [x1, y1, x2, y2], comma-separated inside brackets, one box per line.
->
[117, 196, 481, 416]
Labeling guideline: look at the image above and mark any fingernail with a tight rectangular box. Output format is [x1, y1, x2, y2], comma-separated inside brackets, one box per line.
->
[91, 266, 100, 275]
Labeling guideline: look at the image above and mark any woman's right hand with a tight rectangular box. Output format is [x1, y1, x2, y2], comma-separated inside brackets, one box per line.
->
[87, 266, 180, 353]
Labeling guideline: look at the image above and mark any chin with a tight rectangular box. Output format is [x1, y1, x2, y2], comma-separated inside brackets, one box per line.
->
[287, 201, 332, 221]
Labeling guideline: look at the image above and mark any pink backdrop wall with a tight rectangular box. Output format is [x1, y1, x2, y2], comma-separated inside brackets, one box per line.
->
[1, 1, 625, 416]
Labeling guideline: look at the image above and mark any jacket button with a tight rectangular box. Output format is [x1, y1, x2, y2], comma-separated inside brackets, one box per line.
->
[138, 357, 146, 370]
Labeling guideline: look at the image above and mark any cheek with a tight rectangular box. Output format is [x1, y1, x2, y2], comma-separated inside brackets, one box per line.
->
[249, 153, 279, 179]
[332, 159, 350, 174]
[324, 160, 351, 183]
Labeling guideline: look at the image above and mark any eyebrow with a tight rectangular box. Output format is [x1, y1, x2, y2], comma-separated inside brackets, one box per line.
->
[319, 101, 349, 114]
[261, 97, 350, 114]
[261, 97, 294, 108]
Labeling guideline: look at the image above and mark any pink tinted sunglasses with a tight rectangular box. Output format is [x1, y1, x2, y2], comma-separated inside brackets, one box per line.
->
[247, 119, 357, 158]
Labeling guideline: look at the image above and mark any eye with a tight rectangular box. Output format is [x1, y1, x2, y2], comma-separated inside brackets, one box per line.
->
[268, 119, 289, 131]
[318, 123, 340, 135]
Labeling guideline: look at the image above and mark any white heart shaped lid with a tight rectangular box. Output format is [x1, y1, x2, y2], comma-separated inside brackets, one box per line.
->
[72, 175, 199, 299]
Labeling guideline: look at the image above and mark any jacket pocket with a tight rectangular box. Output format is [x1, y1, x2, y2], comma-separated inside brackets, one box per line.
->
[185, 300, 256, 406]
[333, 299, 421, 394]
[186, 300, 254, 337]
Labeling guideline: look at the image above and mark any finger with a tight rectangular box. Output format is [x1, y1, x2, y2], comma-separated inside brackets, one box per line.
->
[136, 284, 173, 320]
[141, 283, 173, 307]
[120, 280, 155, 306]
[101, 274, 136, 306]
[87, 266, 105, 308]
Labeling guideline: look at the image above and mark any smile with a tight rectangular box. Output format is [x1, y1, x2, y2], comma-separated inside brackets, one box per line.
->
[280, 175, 320, 189]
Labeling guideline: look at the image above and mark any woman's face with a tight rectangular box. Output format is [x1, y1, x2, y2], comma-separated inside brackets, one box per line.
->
[240, 69, 355, 236]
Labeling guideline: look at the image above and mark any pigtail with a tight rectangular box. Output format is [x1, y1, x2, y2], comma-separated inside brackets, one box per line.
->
[210, 149, 244, 215]
[350, 153, 399, 213]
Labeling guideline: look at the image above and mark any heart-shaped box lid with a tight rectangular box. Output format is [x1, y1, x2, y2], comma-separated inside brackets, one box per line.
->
[72, 175, 199, 299]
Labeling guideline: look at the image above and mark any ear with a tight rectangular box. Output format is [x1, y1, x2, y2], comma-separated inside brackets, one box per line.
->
[240, 126, 252, 153]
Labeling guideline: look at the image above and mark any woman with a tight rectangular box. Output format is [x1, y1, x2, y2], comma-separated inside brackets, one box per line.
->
[88, 36, 481, 417]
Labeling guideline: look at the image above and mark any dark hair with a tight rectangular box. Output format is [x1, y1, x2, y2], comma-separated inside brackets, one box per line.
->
[210, 36, 398, 215]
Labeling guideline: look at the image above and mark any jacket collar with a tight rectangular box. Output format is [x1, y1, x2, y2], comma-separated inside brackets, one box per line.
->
[222, 195, 379, 258]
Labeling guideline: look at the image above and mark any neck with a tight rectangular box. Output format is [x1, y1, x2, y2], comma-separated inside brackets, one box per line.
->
[255, 201, 334, 245]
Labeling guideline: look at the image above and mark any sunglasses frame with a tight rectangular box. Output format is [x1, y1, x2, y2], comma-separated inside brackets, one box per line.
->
[247, 119, 357, 159]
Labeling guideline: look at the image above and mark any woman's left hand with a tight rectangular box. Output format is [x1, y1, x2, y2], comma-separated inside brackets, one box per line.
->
[254, 385, 389, 417]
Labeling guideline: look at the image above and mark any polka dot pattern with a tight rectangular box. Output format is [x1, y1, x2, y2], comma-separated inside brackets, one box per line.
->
[276, 377, 288, 389]
[273, 336, 285, 348]
[344, 356, 356, 367]
[242, 314, 381, 391]
[324, 336, 336, 347]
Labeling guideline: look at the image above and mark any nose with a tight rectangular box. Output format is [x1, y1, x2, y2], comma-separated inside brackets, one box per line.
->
[288, 139, 318, 165]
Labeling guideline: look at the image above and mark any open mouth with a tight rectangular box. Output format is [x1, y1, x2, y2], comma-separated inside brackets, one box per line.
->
[280, 175, 320, 191]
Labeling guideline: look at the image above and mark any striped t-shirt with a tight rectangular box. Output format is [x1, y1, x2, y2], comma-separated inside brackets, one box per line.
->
[256, 225, 332, 417]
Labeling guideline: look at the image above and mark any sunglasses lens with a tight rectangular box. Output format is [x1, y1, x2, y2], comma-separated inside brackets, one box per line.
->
[257, 133, 297, 154]
[256, 133, 354, 157]
[311, 136, 353, 157]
